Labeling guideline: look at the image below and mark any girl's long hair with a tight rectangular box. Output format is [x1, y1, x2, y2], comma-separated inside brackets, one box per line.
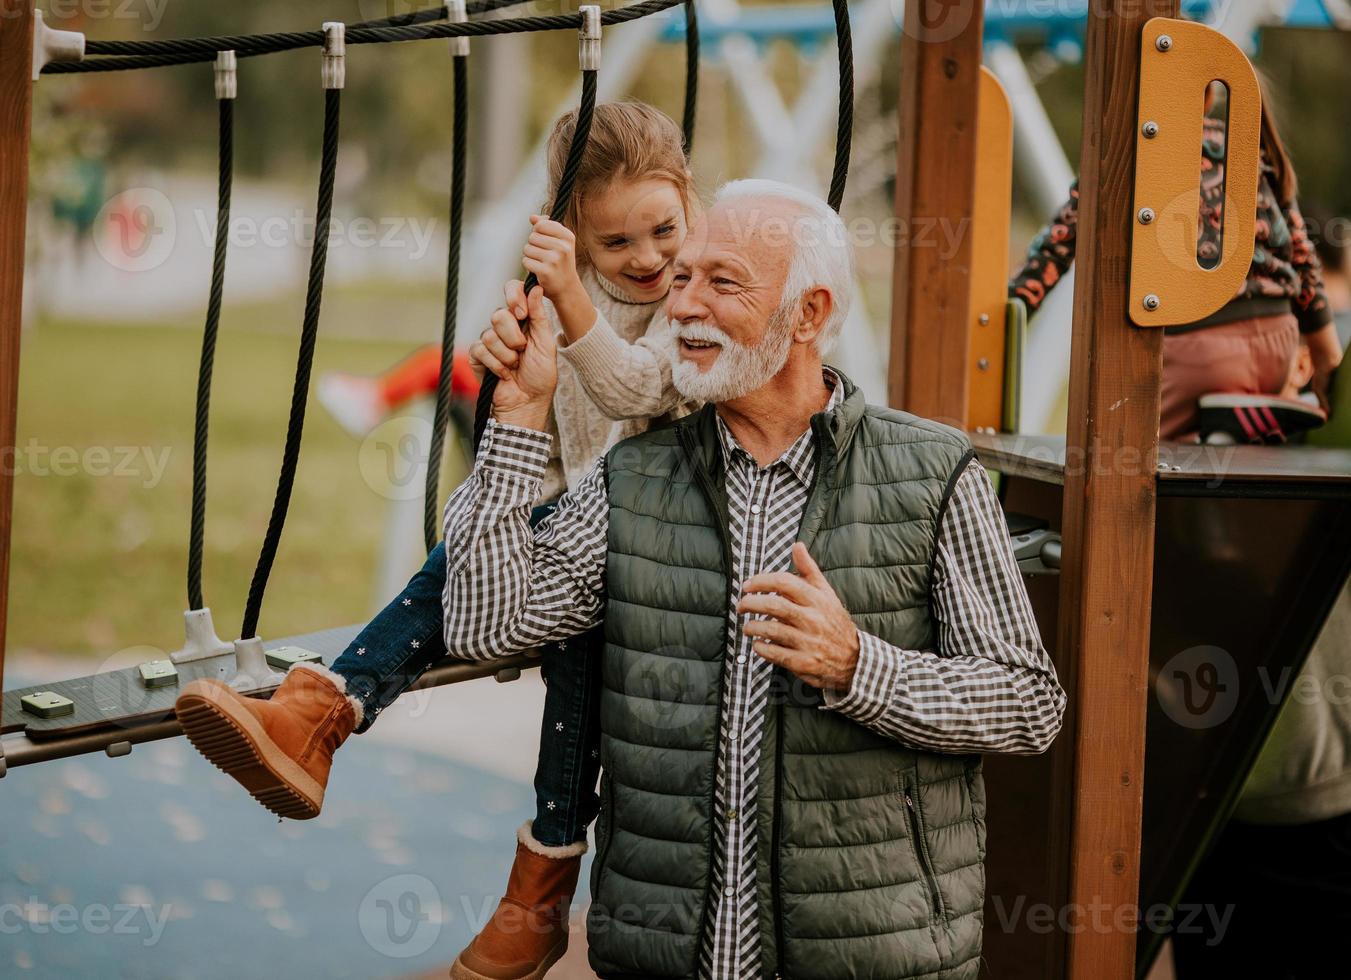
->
[1255, 70, 1297, 206]
[544, 101, 695, 260]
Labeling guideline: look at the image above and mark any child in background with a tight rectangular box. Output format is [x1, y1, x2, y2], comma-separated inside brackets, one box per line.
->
[1011, 78, 1343, 439]
[176, 101, 698, 980]
[317, 345, 480, 438]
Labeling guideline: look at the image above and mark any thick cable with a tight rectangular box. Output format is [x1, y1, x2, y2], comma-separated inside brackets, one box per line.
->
[52, 0, 679, 71]
[828, 0, 853, 212]
[681, 0, 697, 154]
[239, 84, 341, 641]
[424, 45, 470, 552]
[471, 68, 598, 451]
[187, 77, 233, 612]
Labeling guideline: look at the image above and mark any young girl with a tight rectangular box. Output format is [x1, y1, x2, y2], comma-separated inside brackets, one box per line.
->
[175, 101, 697, 980]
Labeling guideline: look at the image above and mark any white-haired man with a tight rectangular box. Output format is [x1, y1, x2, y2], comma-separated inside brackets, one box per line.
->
[446, 179, 1066, 979]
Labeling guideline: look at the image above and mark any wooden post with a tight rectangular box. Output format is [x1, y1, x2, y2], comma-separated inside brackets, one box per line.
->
[0, 1, 36, 725]
[1059, 2, 1177, 976]
[889, 0, 984, 423]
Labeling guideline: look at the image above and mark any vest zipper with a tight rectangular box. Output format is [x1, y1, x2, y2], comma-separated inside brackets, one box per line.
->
[681, 426, 735, 971]
[903, 774, 946, 920]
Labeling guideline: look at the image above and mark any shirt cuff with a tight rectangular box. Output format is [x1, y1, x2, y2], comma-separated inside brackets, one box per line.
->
[477, 418, 553, 485]
[556, 310, 630, 384]
[821, 629, 906, 726]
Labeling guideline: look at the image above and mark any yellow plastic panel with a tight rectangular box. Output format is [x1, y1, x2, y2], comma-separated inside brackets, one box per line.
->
[1130, 17, 1261, 327]
[968, 65, 1013, 431]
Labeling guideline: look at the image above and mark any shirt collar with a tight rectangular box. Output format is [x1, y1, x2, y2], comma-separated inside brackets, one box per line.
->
[715, 368, 843, 484]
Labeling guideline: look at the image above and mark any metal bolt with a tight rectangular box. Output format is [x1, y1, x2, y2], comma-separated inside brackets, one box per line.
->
[1155, 34, 1172, 52]
[1142, 120, 1159, 139]
[1138, 207, 1155, 225]
[978, 313, 990, 326]
[1143, 294, 1161, 312]
[977, 358, 990, 371]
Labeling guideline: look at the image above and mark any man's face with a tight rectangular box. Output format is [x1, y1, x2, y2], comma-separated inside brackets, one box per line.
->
[664, 200, 801, 402]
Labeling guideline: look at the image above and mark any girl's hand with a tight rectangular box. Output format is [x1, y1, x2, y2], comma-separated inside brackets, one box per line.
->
[523, 216, 587, 306]
[470, 285, 557, 431]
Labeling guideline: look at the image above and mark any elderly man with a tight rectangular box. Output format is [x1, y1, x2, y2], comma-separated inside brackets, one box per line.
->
[446, 178, 1065, 979]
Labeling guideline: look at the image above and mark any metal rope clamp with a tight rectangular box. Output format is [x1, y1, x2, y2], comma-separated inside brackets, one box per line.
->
[31, 10, 85, 81]
[446, 0, 469, 58]
[322, 22, 346, 90]
[214, 50, 237, 100]
[579, 5, 602, 71]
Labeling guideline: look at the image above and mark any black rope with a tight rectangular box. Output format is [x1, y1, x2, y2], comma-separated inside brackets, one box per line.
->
[239, 87, 341, 641]
[187, 94, 233, 612]
[471, 69, 599, 451]
[681, 0, 697, 155]
[424, 52, 470, 553]
[828, 0, 852, 213]
[48, 0, 683, 73]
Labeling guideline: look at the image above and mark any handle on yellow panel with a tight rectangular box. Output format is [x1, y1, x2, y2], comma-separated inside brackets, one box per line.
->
[1129, 17, 1261, 328]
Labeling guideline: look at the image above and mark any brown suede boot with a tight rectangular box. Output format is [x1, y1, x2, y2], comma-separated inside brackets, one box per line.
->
[175, 663, 361, 820]
[450, 821, 587, 980]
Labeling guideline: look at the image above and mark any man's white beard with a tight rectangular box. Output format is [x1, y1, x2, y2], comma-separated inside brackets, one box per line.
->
[667, 305, 795, 404]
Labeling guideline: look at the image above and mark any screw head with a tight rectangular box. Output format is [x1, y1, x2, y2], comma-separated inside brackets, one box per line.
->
[978, 313, 990, 326]
[977, 358, 990, 371]
[1142, 120, 1159, 138]
[1143, 293, 1161, 312]
[1138, 207, 1156, 225]
[1156, 34, 1173, 52]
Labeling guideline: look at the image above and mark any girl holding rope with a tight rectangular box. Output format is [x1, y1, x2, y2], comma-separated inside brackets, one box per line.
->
[178, 101, 699, 980]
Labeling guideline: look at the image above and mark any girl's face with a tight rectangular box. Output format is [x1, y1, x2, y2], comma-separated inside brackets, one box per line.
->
[580, 176, 687, 302]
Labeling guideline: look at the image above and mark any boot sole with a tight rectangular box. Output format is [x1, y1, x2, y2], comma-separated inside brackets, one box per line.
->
[448, 936, 567, 980]
[176, 679, 324, 820]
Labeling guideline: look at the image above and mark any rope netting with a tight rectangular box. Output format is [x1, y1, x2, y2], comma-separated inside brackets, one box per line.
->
[43, 0, 854, 634]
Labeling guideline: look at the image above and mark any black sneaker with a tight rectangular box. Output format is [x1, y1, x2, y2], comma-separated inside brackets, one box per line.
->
[1198, 393, 1326, 444]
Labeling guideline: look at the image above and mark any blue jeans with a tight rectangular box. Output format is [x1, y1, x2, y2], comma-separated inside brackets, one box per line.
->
[328, 504, 603, 847]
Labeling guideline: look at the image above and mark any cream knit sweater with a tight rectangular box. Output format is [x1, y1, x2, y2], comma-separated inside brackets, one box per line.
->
[537, 267, 690, 499]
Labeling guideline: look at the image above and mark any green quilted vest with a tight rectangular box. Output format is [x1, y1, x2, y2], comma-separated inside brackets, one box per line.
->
[587, 374, 986, 980]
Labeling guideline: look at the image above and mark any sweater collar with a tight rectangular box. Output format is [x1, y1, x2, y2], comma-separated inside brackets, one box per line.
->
[588, 267, 663, 307]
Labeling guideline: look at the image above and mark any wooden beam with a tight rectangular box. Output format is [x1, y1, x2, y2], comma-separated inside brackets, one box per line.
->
[889, 0, 984, 424]
[0, 0, 36, 729]
[1059, 2, 1177, 977]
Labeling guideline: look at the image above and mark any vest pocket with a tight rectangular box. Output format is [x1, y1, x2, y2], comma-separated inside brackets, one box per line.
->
[901, 771, 947, 921]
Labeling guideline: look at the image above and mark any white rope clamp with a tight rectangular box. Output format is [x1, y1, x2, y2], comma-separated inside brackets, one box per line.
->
[214, 50, 237, 101]
[322, 22, 346, 90]
[579, 5, 601, 71]
[32, 10, 85, 81]
[445, 0, 469, 58]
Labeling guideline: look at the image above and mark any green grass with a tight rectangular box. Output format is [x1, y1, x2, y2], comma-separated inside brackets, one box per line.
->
[7, 290, 460, 659]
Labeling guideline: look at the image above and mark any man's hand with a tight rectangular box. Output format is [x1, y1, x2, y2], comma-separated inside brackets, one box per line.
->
[738, 542, 861, 692]
[469, 284, 557, 431]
